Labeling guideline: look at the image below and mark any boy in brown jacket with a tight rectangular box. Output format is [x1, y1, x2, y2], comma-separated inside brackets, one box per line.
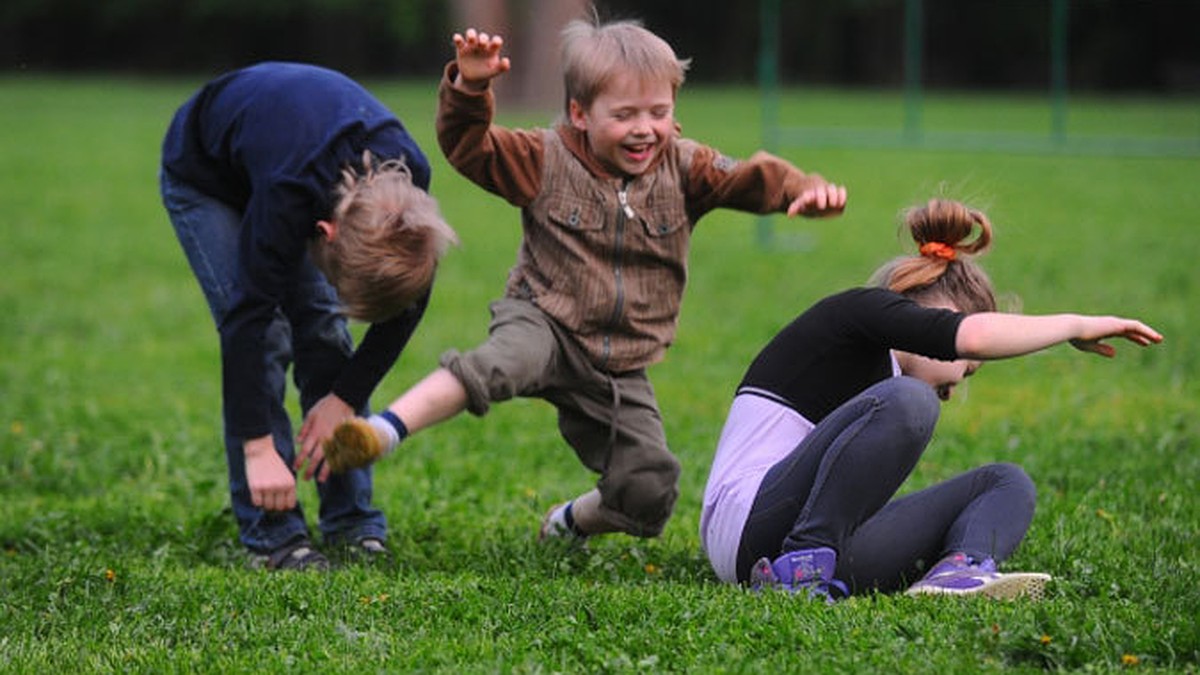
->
[322, 18, 847, 542]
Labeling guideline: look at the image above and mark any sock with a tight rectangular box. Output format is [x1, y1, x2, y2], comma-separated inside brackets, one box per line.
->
[366, 410, 408, 455]
[546, 501, 588, 539]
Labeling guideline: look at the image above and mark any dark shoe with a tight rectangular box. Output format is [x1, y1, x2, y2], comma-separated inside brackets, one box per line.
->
[328, 536, 391, 566]
[265, 540, 330, 572]
[352, 537, 390, 559]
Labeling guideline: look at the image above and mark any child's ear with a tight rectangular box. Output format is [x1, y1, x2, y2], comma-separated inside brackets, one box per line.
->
[316, 220, 338, 242]
[568, 99, 588, 131]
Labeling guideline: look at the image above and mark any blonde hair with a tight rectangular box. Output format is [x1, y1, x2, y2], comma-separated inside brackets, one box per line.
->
[559, 17, 690, 115]
[311, 152, 457, 323]
[868, 199, 997, 314]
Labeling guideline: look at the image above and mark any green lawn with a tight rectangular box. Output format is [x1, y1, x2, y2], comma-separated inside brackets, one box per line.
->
[1, 75, 1197, 672]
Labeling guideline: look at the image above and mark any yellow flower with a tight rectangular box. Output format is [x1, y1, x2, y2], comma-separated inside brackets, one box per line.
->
[1122, 653, 1140, 666]
[10, 421, 23, 435]
[104, 569, 116, 582]
[643, 563, 659, 575]
[1040, 634, 1052, 646]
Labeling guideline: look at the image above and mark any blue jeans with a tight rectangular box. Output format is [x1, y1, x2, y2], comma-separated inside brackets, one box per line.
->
[736, 376, 1036, 593]
[161, 170, 386, 553]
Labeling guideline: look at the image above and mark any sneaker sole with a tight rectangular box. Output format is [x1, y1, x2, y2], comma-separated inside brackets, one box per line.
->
[748, 557, 780, 590]
[906, 572, 1051, 600]
[324, 418, 384, 473]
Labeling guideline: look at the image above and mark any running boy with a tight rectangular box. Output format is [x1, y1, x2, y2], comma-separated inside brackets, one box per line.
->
[161, 62, 457, 570]
[700, 199, 1162, 600]
[324, 19, 846, 542]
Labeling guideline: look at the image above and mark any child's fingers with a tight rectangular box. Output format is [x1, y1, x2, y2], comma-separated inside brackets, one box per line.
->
[1070, 337, 1116, 357]
[787, 184, 847, 217]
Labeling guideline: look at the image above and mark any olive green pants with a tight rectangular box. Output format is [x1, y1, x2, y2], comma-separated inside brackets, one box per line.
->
[440, 298, 680, 537]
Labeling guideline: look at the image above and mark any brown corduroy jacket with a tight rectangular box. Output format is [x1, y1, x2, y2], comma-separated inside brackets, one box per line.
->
[436, 62, 831, 373]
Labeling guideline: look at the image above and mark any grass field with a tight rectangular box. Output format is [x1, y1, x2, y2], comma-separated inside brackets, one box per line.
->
[1, 74, 1197, 672]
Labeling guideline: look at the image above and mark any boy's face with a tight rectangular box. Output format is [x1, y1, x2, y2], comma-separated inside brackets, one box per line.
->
[569, 73, 675, 177]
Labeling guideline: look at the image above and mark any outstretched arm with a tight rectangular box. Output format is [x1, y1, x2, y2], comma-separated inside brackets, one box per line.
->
[956, 312, 1163, 361]
[452, 28, 512, 92]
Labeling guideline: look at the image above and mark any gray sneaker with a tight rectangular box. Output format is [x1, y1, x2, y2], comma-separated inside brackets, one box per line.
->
[905, 553, 1050, 600]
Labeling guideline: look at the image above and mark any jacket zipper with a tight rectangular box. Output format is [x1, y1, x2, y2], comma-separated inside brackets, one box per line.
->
[602, 180, 634, 367]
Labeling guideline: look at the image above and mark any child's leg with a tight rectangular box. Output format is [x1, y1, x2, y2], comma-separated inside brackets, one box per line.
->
[836, 462, 1037, 594]
[548, 370, 680, 538]
[734, 376, 939, 583]
[324, 299, 557, 469]
[161, 171, 310, 553]
[436, 299, 561, 418]
[389, 368, 469, 433]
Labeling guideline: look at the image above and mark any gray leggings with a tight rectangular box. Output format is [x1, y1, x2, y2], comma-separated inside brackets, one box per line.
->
[735, 376, 1037, 593]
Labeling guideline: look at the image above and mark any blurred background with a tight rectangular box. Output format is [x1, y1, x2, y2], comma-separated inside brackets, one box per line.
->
[4, 0, 1198, 108]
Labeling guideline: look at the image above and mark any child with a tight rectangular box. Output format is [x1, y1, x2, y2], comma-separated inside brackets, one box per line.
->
[160, 62, 457, 571]
[322, 18, 846, 542]
[700, 199, 1163, 600]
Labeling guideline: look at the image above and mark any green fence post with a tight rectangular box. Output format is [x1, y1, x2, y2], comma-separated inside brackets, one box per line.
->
[1050, 0, 1069, 146]
[903, 0, 924, 144]
[757, 0, 780, 247]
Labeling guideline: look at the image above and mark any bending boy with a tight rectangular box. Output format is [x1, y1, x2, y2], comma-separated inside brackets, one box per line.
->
[161, 62, 456, 570]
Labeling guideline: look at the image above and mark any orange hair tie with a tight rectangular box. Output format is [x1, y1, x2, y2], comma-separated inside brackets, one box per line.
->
[919, 241, 956, 261]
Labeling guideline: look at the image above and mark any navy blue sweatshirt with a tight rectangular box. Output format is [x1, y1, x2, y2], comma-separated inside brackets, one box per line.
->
[162, 62, 432, 439]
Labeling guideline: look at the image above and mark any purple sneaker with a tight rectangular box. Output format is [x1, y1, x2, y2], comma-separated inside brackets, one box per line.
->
[750, 547, 848, 603]
[905, 553, 1051, 600]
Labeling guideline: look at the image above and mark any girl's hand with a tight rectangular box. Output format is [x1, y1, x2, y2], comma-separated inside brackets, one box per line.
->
[452, 28, 512, 91]
[1069, 317, 1163, 358]
[787, 183, 847, 217]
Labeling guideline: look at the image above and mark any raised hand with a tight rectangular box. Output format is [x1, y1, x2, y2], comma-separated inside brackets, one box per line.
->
[452, 28, 512, 90]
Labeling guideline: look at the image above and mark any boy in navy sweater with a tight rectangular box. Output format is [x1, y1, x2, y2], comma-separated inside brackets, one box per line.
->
[161, 62, 456, 570]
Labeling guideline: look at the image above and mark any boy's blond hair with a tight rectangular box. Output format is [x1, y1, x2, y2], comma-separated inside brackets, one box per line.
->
[311, 152, 457, 323]
[559, 18, 691, 114]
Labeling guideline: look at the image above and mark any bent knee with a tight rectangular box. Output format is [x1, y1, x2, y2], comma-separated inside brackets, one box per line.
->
[986, 461, 1036, 501]
[881, 376, 941, 442]
[602, 457, 682, 537]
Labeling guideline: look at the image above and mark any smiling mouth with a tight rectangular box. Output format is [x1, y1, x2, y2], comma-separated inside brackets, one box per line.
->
[623, 142, 654, 162]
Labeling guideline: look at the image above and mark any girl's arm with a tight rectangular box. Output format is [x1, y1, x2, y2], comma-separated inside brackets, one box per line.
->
[956, 312, 1163, 360]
